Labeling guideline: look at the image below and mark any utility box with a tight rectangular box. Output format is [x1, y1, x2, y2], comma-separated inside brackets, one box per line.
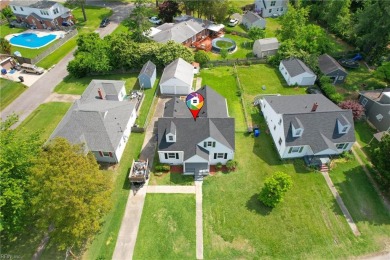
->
[254, 128, 260, 137]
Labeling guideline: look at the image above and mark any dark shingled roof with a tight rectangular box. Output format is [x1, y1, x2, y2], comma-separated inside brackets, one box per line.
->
[243, 11, 263, 24]
[264, 94, 355, 153]
[318, 54, 347, 75]
[281, 58, 315, 77]
[158, 85, 234, 159]
[139, 60, 156, 78]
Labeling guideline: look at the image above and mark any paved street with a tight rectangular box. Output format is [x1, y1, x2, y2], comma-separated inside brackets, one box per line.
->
[0, 2, 133, 127]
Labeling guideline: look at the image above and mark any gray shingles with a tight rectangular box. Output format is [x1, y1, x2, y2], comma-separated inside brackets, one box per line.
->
[139, 61, 156, 78]
[243, 11, 263, 24]
[160, 58, 193, 87]
[151, 19, 205, 43]
[318, 54, 347, 75]
[281, 58, 315, 77]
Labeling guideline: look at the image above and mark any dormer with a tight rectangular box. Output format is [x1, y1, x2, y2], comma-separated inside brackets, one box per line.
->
[337, 115, 351, 134]
[291, 117, 304, 137]
[166, 121, 176, 143]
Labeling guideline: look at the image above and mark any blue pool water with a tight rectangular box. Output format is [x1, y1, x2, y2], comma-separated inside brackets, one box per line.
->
[9, 33, 56, 48]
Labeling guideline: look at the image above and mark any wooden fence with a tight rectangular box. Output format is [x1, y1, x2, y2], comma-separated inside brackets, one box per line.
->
[204, 57, 266, 67]
[15, 29, 78, 65]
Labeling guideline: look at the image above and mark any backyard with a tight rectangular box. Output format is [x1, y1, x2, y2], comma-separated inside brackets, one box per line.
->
[0, 78, 26, 111]
[133, 194, 196, 259]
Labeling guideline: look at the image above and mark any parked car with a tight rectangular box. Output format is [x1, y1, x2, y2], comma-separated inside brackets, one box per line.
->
[20, 63, 44, 75]
[100, 18, 110, 28]
[149, 16, 162, 25]
[228, 18, 239, 27]
[306, 87, 322, 94]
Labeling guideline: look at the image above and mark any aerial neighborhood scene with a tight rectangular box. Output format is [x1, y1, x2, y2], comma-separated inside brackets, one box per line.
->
[1, 0, 390, 259]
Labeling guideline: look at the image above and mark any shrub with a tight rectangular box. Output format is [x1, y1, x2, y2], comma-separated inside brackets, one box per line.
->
[258, 172, 293, 208]
[226, 160, 238, 172]
[155, 164, 170, 172]
[194, 50, 210, 66]
[318, 76, 345, 104]
[338, 100, 365, 120]
[216, 162, 222, 171]
[340, 151, 355, 161]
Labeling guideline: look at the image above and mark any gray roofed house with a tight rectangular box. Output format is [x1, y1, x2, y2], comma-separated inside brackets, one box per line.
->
[160, 58, 194, 95]
[358, 89, 390, 132]
[242, 11, 266, 29]
[50, 80, 138, 163]
[138, 61, 157, 89]
[253, 37, 279, 58]
[158, 85, 235, 178]
[261, 94, 356, 159]
[318, 54, 348, 84]
[279, 58, 317, 86]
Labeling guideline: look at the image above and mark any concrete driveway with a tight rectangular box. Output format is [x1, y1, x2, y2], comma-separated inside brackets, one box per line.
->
[1, 70, 47, 87]
[0, 2, 134, 127]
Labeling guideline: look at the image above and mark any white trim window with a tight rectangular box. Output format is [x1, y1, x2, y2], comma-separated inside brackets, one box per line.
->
[288, 146, 303, 153]
[336, 143, 349, 149]
[361, 98, 368, 106]
[376, 114, 383, 122]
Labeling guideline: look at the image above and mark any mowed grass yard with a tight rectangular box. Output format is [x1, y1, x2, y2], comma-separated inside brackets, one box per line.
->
[200, 65, 390, 258]
[0, 78, 26, 111]
[133, 194, 196, 259]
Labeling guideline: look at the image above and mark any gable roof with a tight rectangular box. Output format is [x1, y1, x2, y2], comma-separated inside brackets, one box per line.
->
[243, 11, 264, 24]
[12, 0, 57, 8]
[264, 94, 355, 153]
[160, 58, 193, 87]
[254, 37, 279, 51]
[318, 54, 347, 75]
[150, 19, 205, 43]
[80, 80, 124, 103]
[281, 58, 315, 77]
[139, 60, 156, 78]
[50, 80, 136, 152]
[159, 85, 234, 159]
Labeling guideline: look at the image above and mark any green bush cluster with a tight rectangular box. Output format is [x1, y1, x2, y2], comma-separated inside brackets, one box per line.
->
[155, 164, 170, 172]
[319, 76, 345, 104]
[258, 172, 293, 208]
[226, 160, 238, 172]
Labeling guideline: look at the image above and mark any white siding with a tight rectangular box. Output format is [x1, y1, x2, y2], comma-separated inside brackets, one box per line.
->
[279, 63, 316, 86]
[197, 138, 234, 165]
[282, 145, 309, 158]
[158, 151, 184, 164]
[160, 78, 192, 95]
[255, 0, 288, 18]
[114, 108, 137, 162]
[11, 3, 68, 19]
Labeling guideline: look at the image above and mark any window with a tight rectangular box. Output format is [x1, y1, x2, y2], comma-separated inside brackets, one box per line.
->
[13, 6, 16, 11]
[168, 153, 177, 158]
[295, 129, 301, 136]
[361, 98, 368, 106]
[281, 7, 284, 11]
[264, 103, 266, 108]
[342, 126, 348, 132]
[53, 8, 59, 14]
[376, 114, 383, 121]
[274, 125, 276, 130]
[214, 153, 227, 159]
[338, 76, 344, 80]
[103, 152, 110, 157]
[168, 135, 173, 141]
[20, 7, 24, 11]
[336, 143, 348, 149]
[278, 138, 282, 145]
[288, 146, 303, 153]
[271, 1, 276, 6]
[40, 10, 43, 15]
[269, 8, 272, 13]
[278, 119, 282, 125]
[204, 141, 216, 147]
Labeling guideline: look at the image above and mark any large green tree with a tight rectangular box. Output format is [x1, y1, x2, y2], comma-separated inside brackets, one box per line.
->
[29, 138, 112, 252]
[258, 172, 293, 208]
[0, 115, 42, 236]
[1, 6, 14, 23]
[248, 27, 265, 41]
[156, 40, 194, 65]
[0, 37, 11, 55]
[66, 0, 87, 21]
[371, 134, 390, 190]
[375, 62, 390, 84]
[127, 0, 152, 42]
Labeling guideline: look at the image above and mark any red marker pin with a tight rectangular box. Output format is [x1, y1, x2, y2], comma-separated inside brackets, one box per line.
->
[186, 92, 204, 121]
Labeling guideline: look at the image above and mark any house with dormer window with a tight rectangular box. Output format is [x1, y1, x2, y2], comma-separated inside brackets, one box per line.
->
[157, 86, 235, 178]
[260, 94, 356, 159]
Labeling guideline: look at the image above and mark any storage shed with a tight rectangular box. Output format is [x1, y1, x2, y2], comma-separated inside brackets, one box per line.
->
[138, 61, 156, 89]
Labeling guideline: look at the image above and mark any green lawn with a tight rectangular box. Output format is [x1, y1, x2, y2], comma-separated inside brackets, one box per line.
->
[17, 102, 71, 140]
[200, 67, 246, 131]
[83, 132, 145, 260]
[354, 120, 377, 148]
[265, 17, 281, 38]
[0, 78, 26, 111]
[330, 157, 390, 247]
[36, 37, 77, 69]
[209, 33, 254, 61]
[133, 194, 196, 259]
[0, 24, 25, 38]
[149, 172, 194, 186]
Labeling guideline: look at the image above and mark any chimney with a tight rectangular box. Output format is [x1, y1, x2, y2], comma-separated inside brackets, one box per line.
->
[98, 88, 104, 99]
[311, 102, 318, 112]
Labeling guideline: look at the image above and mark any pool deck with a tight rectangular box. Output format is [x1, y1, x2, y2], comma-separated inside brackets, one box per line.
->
[5, 29, 67, 49]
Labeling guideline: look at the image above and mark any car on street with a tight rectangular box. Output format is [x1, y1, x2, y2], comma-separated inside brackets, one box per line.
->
[228, 18, 239, 27]
[149, 16, 162, 25]
[306, 87, 323, 94]
[100, 18, 110, 28]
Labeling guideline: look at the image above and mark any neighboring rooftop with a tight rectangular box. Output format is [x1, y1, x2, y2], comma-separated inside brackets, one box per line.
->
[160, 58, 194, 86]
[281, 58, 315, 77]
[318, 54, 347, 74]
[139, 60, 156, 78]
[360, 88, 390, 103]
[243, 11, 264, 23]
[150, 19, 205, 43]
[80, 80, 125, 103]
[255, 38, 279, 51]
[11, 0, 57, 8]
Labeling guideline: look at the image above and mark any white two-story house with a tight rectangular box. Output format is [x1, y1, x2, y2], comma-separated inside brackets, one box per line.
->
[10, 0, 74, 29]
[157, 86, 235, 178]
[260, 94, 356, 159]
[255, 0, 288, 18]
[50, 80, 137, 164]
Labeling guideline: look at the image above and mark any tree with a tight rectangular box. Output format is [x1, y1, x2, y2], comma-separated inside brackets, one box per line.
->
[220, 48, 228, 59]
[248, 27, 265, 41]
[29, 138, 112, 252]
[258, 172, 293, 208]
[156, 40, 194, 65]
[1, 6, 14, 23]
[66, 0, 87, 21]
[211, 0, 230, 23]
[0, 115, 42, 236]
[158, 0, 181, 23]
[338, 100, 365, 120]
[194, 50, 210, 66]
[0, 37, 11, 54]
[127, 0, 152, 42]
[375, 62, 390, 84]
[371, 134, 390, 190]
[277, 3, 309, 42]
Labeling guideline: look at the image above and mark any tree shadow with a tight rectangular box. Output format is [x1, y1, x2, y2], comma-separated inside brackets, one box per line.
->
[122, 167, 131, 190]
[246, 193, 272, 216]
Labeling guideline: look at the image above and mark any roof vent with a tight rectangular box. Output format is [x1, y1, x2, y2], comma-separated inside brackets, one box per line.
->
[311, 102, 318, 112]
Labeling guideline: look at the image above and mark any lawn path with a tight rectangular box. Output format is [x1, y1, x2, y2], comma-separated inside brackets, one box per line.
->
[352, 144, 390, 212]
[321, 171, 361, 236]
[195, 181, 204, 260]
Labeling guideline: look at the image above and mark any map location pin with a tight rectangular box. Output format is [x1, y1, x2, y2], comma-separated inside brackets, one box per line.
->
[185, 92, 204, 121]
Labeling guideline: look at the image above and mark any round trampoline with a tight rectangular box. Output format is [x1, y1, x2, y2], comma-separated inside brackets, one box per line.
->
[211, 37, 236, 53]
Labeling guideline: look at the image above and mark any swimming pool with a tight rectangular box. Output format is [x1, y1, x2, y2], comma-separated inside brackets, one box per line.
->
[9, 33, 57, 49]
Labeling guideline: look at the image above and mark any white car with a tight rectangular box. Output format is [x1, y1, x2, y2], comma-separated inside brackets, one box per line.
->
[228, 19, 239, 27]
[149, 16, 162, 25]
